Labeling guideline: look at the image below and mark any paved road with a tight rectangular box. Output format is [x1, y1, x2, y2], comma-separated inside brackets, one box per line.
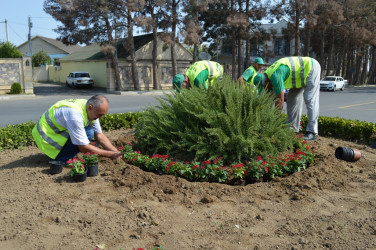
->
[0, 83, 165, 127]
[0, 83, 375, 127]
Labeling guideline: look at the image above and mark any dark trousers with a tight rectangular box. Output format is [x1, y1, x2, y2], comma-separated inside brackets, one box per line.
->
[55, 126, 94, 162]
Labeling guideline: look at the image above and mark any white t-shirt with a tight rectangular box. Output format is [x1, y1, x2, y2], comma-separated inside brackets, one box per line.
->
[54, 106, 102, 145]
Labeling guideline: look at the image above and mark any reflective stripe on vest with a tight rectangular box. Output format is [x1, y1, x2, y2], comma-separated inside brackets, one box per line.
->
[287, 57, 306, 88]
[186, 61, 223, 89]
[32, 99, 89, 159]
[36, 116, 65, 151]
[265, 57, 312, 89]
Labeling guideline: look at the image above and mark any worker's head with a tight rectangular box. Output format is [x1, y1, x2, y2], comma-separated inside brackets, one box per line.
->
[86, 95, 109, 120]
[253, 57, 264, 71]
[172, 74, 190, 90]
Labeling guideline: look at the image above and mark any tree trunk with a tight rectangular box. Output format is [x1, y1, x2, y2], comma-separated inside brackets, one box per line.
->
[193, 44, 198, 62]
[294, 0, 300, 56]
[341, 49, 347, 79]
[237, 38, 242, 77]
[104, 19, 121, 91]
[304, 28, 311, 56]
[152, 24, 159, 89]
[231, 30, 237, 80]
[354, 50, 362, 85]
[360, 45, 369, 85]
[245, 0, 250, 69]
[326, 31, 334, 75]
[367, 46, 376, 85]
[320, 30, 325, 74]
[127, 10, 139, 90]
[170, 0, 178, 78]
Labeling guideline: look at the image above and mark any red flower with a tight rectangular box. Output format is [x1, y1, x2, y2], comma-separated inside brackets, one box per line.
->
[256, 156, 262, 161]
[202, 160, 211, 165]
[213, 159, 219, 164]
[264, 166, 269, 173]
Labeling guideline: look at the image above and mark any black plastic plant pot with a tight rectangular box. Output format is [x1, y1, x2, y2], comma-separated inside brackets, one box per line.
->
[49, 161, 65, 175]
[72, 167, 88, 182]
[87, 163, 99, 177]
[335, 147, 361, 162]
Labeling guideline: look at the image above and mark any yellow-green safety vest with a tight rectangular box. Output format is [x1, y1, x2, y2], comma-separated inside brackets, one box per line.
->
[32, 99, 92, 159]
[185, 60, 224, 89]
[244, 65, 257, 85]
[264, 57, 313, 89]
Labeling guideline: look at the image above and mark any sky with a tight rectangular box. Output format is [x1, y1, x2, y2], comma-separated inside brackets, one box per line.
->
[0, 0, 61, 46]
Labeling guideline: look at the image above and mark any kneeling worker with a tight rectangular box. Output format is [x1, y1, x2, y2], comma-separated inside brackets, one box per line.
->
[32, 95, 122, 162]
[172, 60, 224, 90]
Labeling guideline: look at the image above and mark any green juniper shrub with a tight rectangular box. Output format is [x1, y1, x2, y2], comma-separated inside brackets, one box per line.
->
[10, 82, 22, 94]
[135, 75, 296, 164]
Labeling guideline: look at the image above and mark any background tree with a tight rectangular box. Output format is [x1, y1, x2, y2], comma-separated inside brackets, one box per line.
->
[0, 42, 22, 58]
[45, 0, 121, 90]
[137, 0, 166, 89]
[31, 51, 52, 67]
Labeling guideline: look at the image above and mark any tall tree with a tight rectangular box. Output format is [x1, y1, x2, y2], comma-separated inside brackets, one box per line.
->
[137, 0, 165, 89]
[44, 0, 123, 90]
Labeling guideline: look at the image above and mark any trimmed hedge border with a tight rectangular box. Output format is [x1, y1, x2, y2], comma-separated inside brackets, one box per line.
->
[0, 112, 375, 151]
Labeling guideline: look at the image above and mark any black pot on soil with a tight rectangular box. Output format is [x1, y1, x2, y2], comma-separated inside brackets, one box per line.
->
[72, 167, 88, 182]
[86, 163, 98, 177]
[49, 161, 65, 174]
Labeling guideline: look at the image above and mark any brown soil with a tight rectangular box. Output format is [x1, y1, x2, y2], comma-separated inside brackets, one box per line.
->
[1, 128, 376, 250]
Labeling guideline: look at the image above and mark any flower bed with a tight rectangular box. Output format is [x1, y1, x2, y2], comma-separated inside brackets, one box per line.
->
[119, 136, 314, 184]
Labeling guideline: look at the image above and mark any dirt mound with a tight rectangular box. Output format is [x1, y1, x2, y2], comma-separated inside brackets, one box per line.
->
[0, 128, 376, 249]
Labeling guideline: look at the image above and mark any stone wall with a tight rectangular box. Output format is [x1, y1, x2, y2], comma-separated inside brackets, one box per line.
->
[0, 57, 33, 94]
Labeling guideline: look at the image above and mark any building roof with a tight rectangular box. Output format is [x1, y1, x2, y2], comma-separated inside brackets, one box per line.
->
[17, 35, 81, 54]
[59, 33, 162, 61]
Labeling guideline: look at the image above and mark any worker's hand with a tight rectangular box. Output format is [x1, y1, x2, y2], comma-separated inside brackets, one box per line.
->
[111, 152, 122, 160]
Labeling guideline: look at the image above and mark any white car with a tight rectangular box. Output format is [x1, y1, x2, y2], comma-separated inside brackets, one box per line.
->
[320, 76, 345, 91]
[66, 72, 94, 88]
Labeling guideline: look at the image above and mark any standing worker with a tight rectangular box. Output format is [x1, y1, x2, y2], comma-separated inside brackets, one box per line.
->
[32, 95, 122, 162]
[263, 56, 321, 141]
[237, 57, 265, 89]
[172, 60, 224, 90]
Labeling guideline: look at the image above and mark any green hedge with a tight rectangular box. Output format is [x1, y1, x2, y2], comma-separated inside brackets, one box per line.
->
[0, 112, 375, 151]
[300, 115, 376, 142]
[0, 112, 142, 151]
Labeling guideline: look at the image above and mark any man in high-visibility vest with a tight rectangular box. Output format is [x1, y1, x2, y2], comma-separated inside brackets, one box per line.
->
[172, 60, 224, 90]
[32, 95, 122, 162]
[263, 56, 321, 141]
[237, 57, 265, 89]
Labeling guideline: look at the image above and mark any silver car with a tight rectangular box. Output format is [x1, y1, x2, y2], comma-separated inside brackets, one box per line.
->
[320, 76, 345, 91]
[66, 72, 94, 88]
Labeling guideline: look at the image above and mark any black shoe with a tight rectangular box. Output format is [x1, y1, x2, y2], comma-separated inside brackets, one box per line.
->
[303, 132, 317, 141]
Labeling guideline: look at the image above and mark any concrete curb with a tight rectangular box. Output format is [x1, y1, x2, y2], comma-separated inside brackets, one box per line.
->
[0, 94, 36, 100]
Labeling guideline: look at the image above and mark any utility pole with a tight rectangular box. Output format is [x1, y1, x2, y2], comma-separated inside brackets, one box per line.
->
[28, 17, 33, 56]
[0, 19, 8, 42]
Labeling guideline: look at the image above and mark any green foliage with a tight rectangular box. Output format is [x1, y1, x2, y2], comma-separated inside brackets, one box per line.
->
[99, 112, 142, 131]
[0, 122, 35, 151]
[0, 113, 141, 151]
[135, 75, 296, 164]
[300, 115, 376, 143]
[10, 82, 22, 94]
[0, 41, 22, 58]
[32, 51, 52, 67]
[120, 137, 314, 183]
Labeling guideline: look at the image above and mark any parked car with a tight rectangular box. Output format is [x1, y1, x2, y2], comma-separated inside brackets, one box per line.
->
[66, 72, 94, 88]
[320, 76, 345, 91]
